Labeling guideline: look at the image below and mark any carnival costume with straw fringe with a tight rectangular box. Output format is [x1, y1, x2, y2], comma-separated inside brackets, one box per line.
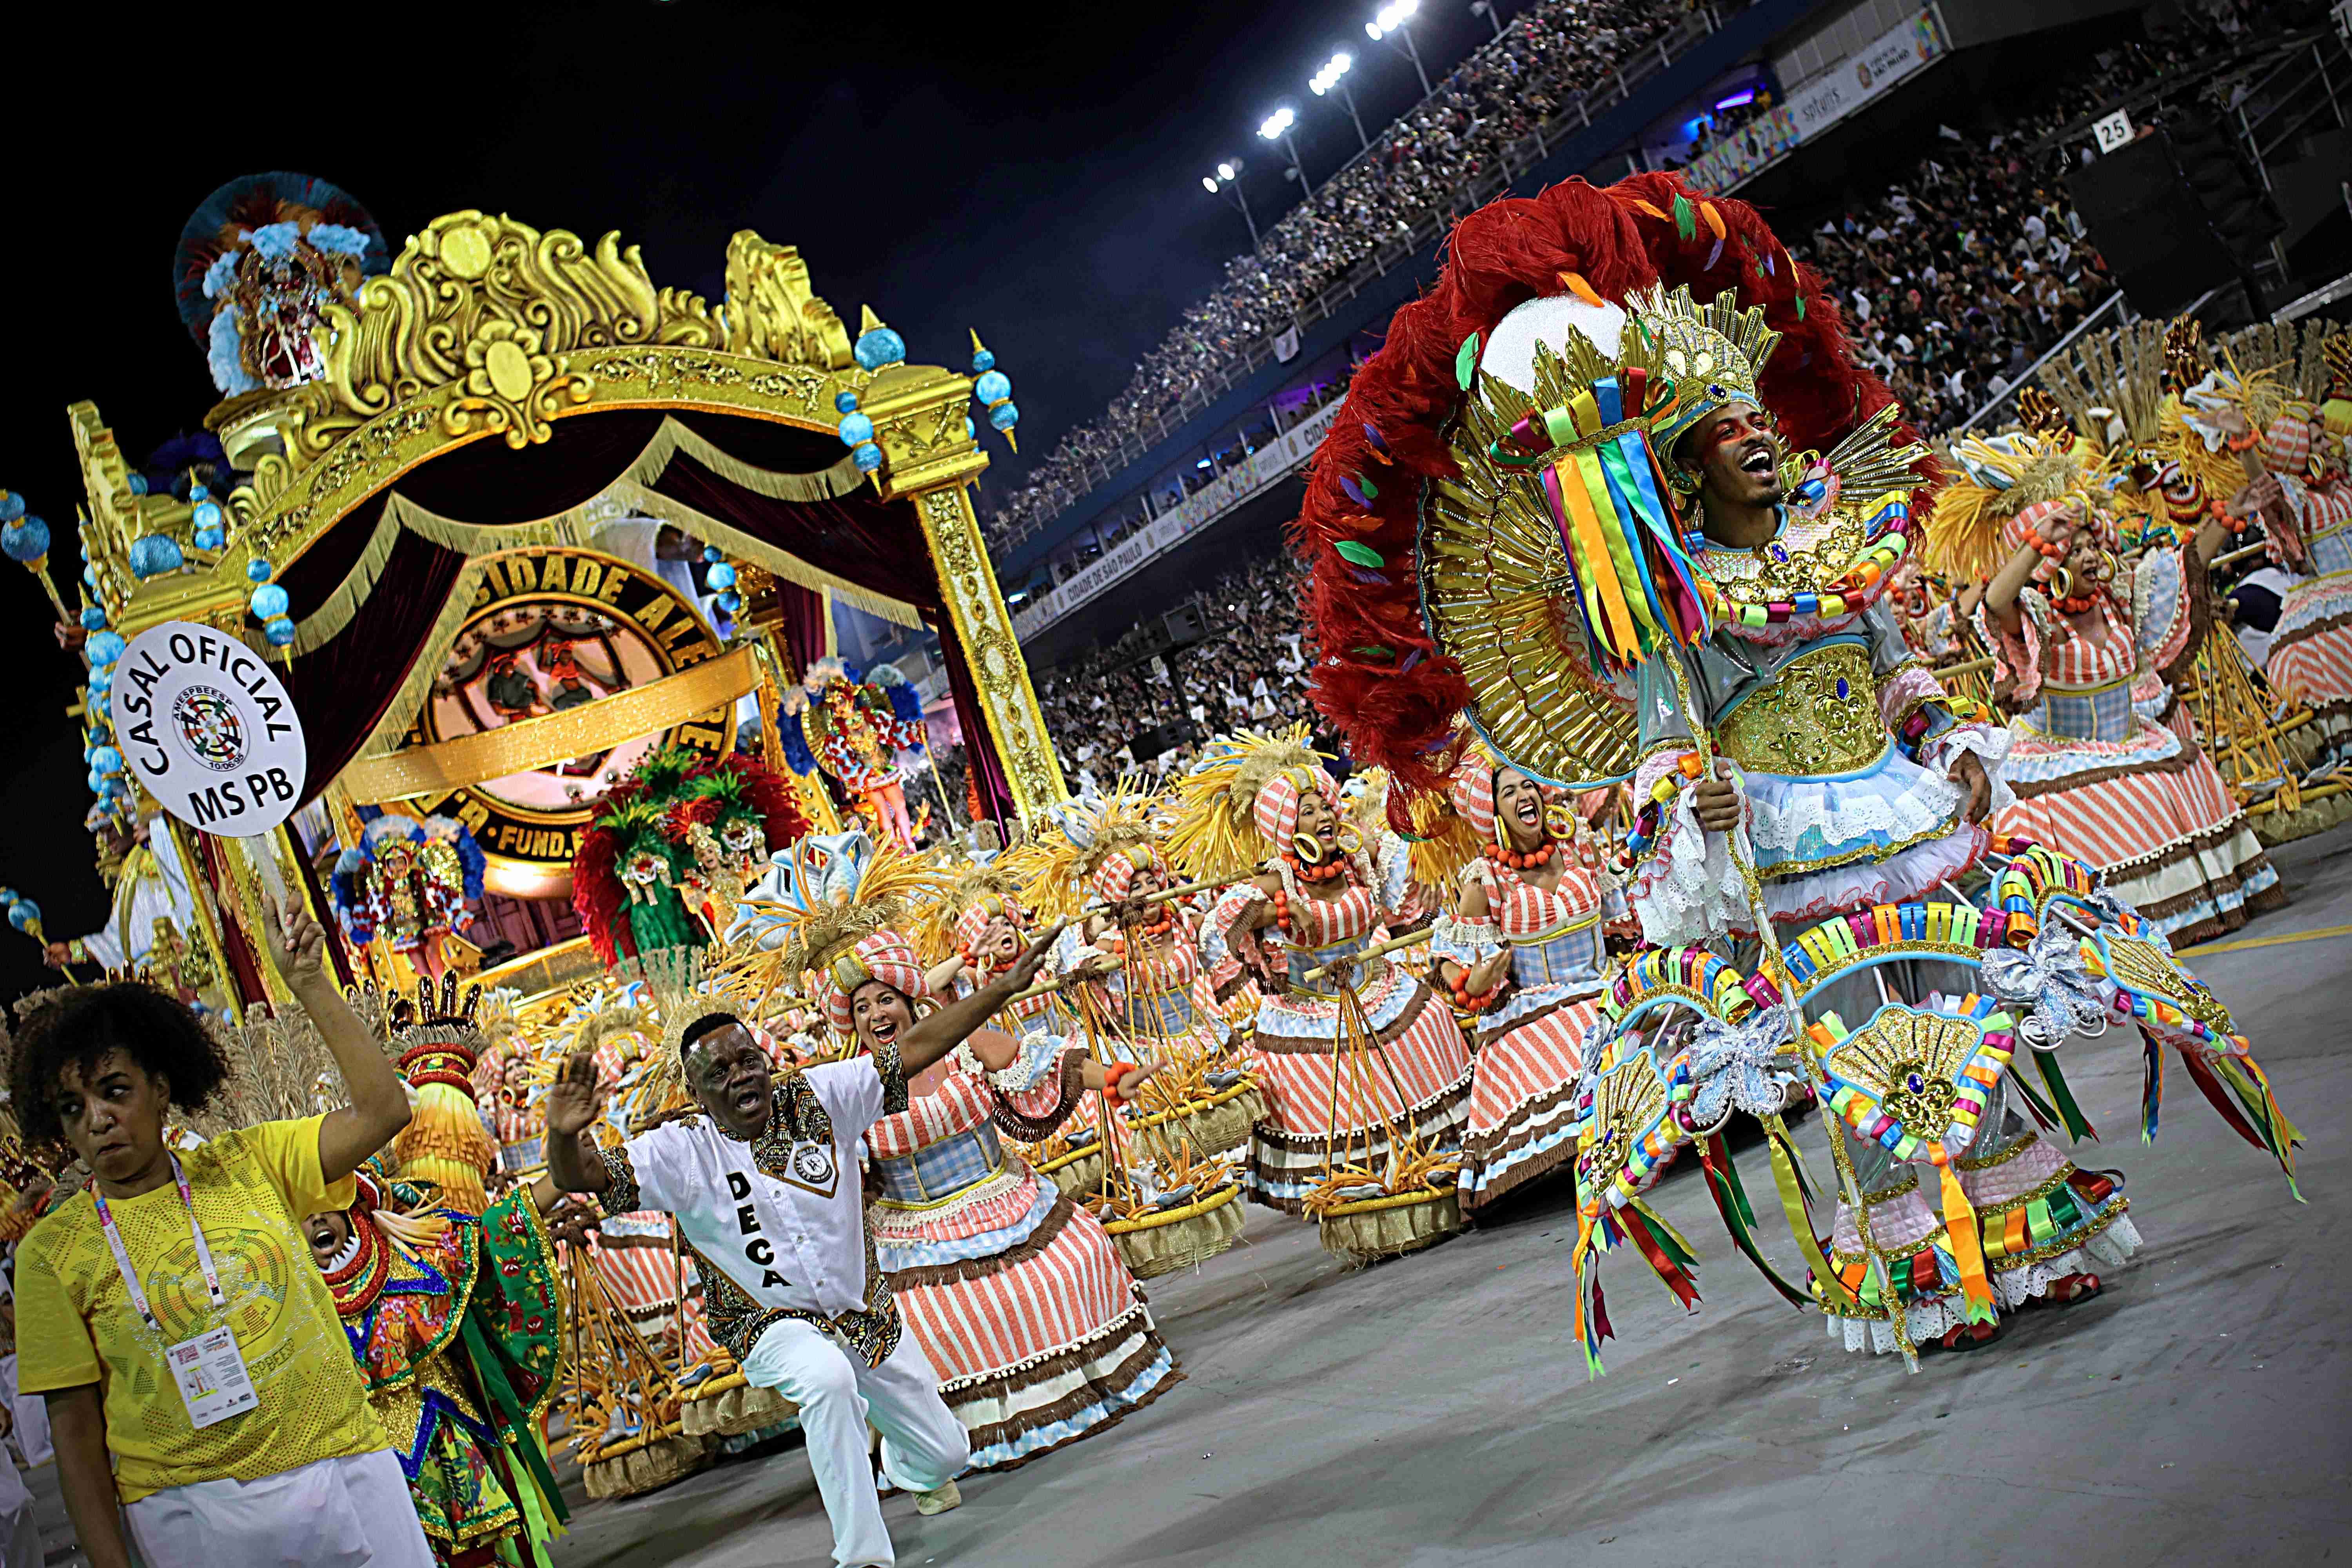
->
[2183, 325, 2352, 744]
[1430, 745, 1613, 1209]
[1175, 727, 1473, 1215]
[916, 838, 1069, 1043]
[1938, 429, 2283, 944]
[733, 831, 1181, 1472]
[1029, 784, 1236, 1077]
[1281, 174, 2274, 1365]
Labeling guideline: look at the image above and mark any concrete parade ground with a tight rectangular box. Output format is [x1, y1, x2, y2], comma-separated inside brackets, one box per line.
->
[25, 828, 2352, 1567]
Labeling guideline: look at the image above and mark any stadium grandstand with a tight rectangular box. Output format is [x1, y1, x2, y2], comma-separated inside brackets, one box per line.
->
[876, 0, 2347, 798]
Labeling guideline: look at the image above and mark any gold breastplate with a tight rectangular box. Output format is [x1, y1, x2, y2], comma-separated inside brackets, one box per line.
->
[1715, 643, 1888, 777]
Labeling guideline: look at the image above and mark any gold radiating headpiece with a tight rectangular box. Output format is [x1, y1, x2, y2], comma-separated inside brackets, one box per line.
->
[1622, 284, 1782, 454]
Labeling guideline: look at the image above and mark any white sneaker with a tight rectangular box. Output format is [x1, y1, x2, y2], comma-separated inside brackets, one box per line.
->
[913, 1479, 963, 1515]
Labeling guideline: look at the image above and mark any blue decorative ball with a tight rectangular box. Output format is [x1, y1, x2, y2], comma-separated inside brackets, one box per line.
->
[837, 411, 875, 446]
[86, 767, 107, 793]
[264, 615, 297, 648]
[834, 390, 860, 414]
[2, 516, 51, 563]
[80, 605, 107, 631]
[970, 347, 996, 374]
[81, 563, 97, 587]
[5, 897, 38, 933]
[194, 527, 227, 552]
[250, 583, 290, 620]
[852, 441, 884, 474]
[193, 500, 224, 531]
[702, 546, 724, 563]
[127, 474, 149, 496]
[965, 416, 977, 441]
[717, 590, 742, 613]
[706, 562, 737, 592]
[85, 630, 126, 668]
[189, 483, 209, 502]
[0, 493, 24, 523]
[989, 401, 1021, 432]
[247, 557, 274, 583]
[87, 666, 113, 696]
[853, 325, 906, 372]
[91, 745, 123, 776]
[129, 534, 185, 578]
[974, 370, 1011, 405]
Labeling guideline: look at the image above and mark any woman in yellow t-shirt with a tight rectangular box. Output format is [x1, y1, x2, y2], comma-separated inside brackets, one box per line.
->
[12, 900, 428, 1568]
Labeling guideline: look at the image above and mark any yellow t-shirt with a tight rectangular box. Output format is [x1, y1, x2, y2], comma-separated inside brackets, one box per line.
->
[16, 1115, 389, 1502]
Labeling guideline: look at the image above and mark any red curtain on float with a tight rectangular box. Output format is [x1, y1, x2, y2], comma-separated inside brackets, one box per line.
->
[272, 408, 1020, 826]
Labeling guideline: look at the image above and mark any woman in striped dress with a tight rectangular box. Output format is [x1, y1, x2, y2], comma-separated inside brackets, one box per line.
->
[1174, 729, 1474, 1215]
[864, 1027, 1181, 1472]
[1431, 751, 1610, 1211]
[2179, 356, 2352, 768]
[733, 830, 1183, 1474]
[1972, 482, 2284, 944]
[1033, 787, 1239, 1089]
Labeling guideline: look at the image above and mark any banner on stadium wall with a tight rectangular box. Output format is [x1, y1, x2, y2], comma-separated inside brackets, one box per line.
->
[1013, 397, 1344, 639]
[1684, 105, 1803, 195]
[1784, 9, 1944, 142]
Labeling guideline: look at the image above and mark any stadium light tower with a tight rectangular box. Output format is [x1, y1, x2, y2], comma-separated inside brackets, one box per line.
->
[1366, 0, 1432, 97]
[1203, 160, 1260, 246]
[1310, 51, 1370, 151]
[1258, 106, 1314, 200]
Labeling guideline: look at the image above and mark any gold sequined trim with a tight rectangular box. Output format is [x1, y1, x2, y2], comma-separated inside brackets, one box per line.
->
[1828, 1226, 1944, 1270]
[1955, 1128, 2038, 1172]
[1862, 1172, 1920, 1205]
[1970, 1163, 2079, 1220]
[1988, 1198, 2131, 1272]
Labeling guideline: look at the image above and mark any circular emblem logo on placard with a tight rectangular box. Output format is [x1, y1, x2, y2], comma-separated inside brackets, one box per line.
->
[172, 685, 248, 772]
[791, 1143, 835, 1186]
[109, 622, 308, 838]
[405, 546, 728, 886]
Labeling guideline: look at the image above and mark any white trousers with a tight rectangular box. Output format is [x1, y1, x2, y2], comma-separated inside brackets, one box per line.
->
[0, 1454, 33, 1568]
[740, 1318, 970, 1568]
[123, 1449, 432, 1568]
[0, 1357, 46, 1467]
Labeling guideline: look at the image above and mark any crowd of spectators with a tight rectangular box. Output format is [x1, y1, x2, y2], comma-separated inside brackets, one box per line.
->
[987, 0, 2305, 550]
[1796, 4, 2294, 430]
[1030, 552, 1319, 790]
[988, 0, 1692, 546]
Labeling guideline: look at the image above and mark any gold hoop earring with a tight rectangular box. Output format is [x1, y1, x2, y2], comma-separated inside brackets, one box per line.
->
[1290, 832, 1327, 865]
[1335, 827, 1363, 855]
[2049, 565, 2075, 600]
[1543, 802, 1575, 840]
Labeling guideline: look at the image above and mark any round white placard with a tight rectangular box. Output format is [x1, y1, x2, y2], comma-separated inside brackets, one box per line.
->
[108, 621, 308, 838]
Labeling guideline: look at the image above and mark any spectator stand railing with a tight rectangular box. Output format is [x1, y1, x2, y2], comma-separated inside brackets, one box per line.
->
[994, 5, 1726, 550]
[1012, 397, 1347, 641]
[1953, 287, 2136, 436]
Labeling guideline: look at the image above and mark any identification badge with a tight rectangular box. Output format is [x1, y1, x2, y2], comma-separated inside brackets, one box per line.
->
[168, 1324, 260, 1429]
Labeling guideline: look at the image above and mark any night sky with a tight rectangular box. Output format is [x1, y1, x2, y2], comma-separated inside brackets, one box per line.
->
[0, 0, 1521, 1000]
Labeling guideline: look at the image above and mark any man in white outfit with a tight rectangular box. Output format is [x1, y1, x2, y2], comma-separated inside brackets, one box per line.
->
[544, 925, 1060, 1568]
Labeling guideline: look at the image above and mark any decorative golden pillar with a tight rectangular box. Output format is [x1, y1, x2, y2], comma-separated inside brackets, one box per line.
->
[862, 345, 1068, 818]
[909, 484, 1067, 817]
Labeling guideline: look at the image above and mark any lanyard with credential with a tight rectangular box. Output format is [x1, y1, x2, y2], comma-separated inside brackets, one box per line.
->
[90, 1151, 226, 1332]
